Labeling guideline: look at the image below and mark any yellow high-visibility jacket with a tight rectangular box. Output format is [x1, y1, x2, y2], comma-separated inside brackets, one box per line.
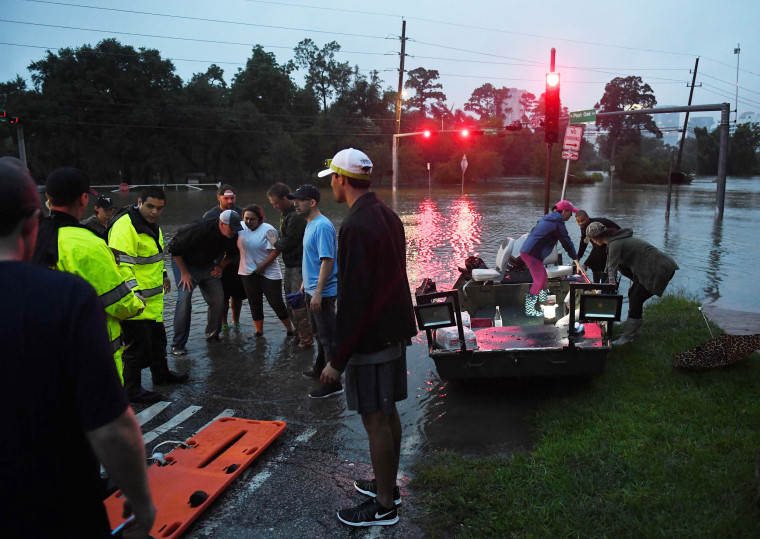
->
[36, 212, 144, 382]
[108, 208, 167, 322]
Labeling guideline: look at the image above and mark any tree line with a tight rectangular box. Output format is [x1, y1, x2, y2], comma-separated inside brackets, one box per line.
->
[1, 39, 757, 186]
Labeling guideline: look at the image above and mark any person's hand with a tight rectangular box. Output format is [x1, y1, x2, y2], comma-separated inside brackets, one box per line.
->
[581, 263, 588, 272]
[309, 290, 322, 313]
[253, 265, 264, 275]
[179, 271, 194, 291]
[118, 498, 156, 539]
[163, 275, 171, 294]
[320, 362, 340, 385]
[211, 264, 223, 278]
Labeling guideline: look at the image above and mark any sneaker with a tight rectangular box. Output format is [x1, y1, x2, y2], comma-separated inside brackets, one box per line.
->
[206, 335, 221, 343]
[221, 322, 230, 331]
[354, 479, 402, 506]
[309, 382, 343, 399]
[171, 345, 188, 356]
[301, 370, 319, 379]
[286, 330, 297, 338]
[127, 387, 165, 404]
[337, 497, 398, 527]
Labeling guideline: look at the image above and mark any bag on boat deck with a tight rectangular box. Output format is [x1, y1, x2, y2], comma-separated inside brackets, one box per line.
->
[434, 326, 479, 350]
[457, 256, 487, 280]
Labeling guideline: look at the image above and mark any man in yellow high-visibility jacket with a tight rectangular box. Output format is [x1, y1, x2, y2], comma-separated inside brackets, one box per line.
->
[32, 167, 145, 385]
[109, 186, 189, 404]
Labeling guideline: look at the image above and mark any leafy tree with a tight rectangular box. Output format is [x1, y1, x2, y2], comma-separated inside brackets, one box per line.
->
[595, 76, 660, 181]
[464, 84, 511, 122]
[728, 123, 760, 175]
[404, 67, 447, 117]
[293, 39, 351, 112]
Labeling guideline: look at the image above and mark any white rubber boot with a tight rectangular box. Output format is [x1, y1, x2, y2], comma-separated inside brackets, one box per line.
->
[612, 317, 643, 346]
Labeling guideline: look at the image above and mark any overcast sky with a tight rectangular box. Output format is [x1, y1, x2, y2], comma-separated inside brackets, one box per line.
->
[2, 0, 758, 123]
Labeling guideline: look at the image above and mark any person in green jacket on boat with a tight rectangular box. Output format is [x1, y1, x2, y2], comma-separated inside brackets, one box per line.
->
[585, 222, 679, 346]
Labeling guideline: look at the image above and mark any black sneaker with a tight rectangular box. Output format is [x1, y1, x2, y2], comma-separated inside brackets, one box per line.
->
[301, 370, 319, 379]
[308, 382, 343, 399]
[152, 370, 189, 384]
[337, 497, 398, 527]
[354, 479, 402, 506]
[127, 387, 165, 404]
[171, 345, 188, 356]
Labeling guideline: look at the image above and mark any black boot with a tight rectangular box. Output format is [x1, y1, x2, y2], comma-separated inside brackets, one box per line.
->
[151, 355, 189, 385]
[124, 363, 165, 404]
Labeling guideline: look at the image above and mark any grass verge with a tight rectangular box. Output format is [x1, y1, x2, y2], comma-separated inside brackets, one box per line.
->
[410, 296, 760, 537]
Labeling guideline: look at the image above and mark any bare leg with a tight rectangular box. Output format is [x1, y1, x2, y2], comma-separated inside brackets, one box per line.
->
[230, 296, 243, 324]
[360, 406, 401, 509]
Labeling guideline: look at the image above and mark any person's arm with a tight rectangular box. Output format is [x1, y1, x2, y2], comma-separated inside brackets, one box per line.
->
[273, 212, 304, 254]
[254, 249, 280, 274]
[172, 254, 194, 290]
[86, 408, 156, 539]
[557, 223, 581, 272]
[309, 257, 333, 313]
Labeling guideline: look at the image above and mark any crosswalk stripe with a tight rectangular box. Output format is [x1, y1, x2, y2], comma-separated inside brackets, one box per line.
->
[142, 405, 202, 444]
[134, 401, 171, 426]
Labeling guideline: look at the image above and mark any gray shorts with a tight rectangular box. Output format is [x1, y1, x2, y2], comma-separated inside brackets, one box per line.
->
[345, 349, 408, 415]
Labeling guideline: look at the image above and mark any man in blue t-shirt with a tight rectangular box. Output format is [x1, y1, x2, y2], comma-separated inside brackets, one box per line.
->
[288, 184, 342, 399]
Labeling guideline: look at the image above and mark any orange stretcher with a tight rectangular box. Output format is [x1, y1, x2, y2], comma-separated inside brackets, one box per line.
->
[105, 417, 286, 538]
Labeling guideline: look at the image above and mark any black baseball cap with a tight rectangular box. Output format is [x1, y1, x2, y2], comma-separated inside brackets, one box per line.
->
[45, 167, 97, 201]
[286, 184, 320, 203]
[96, 195, 115, 209]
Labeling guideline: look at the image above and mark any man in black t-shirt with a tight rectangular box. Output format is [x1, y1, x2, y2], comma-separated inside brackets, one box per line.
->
[576, 210, 621, 283]
[203, 184, 246, 330]
[0, 157, 155, 538]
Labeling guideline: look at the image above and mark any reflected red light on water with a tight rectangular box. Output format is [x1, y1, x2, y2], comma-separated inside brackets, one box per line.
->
[405, 197, 482, 289]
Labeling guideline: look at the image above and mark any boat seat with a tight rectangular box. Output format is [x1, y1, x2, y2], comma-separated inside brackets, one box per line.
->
[546, 264, 573, 278]
[472, 237, 515, 282]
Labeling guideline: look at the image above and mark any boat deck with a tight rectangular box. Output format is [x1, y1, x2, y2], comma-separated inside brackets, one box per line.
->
[471, 323, 604, 351]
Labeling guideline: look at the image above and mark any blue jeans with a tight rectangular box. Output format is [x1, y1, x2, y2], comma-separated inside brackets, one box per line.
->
[171, 260, 224, 347]
[304, 293, 337, 373]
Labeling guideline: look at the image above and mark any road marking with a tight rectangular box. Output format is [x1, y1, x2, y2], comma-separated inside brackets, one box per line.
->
[142, 405, 202, 444]
[134, 401, 171, 426]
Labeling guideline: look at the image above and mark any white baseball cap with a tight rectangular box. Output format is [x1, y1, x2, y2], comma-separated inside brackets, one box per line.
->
[317, 148, 373, 180]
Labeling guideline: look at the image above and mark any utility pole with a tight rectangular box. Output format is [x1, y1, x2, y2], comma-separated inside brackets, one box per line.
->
[394, 20, 406, 136]
[392, 19, 407, 194]
[734, 44, 740, 124]
[676, 58, 699, 172]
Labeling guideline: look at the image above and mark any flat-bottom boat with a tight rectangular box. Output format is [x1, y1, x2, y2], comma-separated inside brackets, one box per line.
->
[414, 235, 623, 381]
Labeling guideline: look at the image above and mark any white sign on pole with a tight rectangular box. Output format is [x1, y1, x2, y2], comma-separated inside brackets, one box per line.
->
[562, 125, 584, 152]
[562, 150, 580, 161]
[460, 154, 468, 172]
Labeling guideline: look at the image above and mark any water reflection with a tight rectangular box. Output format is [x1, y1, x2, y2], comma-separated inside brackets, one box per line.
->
[704, 216, 724, 303]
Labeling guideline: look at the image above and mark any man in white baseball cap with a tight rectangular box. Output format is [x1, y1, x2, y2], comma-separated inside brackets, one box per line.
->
[317, 148, 373, 181]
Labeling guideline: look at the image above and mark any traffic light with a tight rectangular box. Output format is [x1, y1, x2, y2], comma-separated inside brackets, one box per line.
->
[9, 116, 19, 124]
[544, 72, 560, 144]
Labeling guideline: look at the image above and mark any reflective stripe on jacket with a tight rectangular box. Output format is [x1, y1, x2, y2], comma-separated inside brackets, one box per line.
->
[55, 225, 145, 382]
[108, 210, 166, 322]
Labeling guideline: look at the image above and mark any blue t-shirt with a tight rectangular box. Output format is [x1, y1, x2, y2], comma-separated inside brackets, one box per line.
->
[302, 214, 338, 296]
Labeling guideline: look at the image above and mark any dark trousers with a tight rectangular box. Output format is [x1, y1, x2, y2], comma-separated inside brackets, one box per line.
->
[305, 293, 337, 374]
[121, 320, 170, 389]
[627, 280, 654, 319]
[241, 273, 289, 321]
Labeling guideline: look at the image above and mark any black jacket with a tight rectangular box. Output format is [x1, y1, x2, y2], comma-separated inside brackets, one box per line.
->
[168, 217, 235, 268]
[273, 204, 306, 268]
[578, 216, 620, 272]
[333, 193, 417, 372]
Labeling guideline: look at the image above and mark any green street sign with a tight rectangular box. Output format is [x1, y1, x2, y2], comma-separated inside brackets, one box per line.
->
[569, 109, 597, 124]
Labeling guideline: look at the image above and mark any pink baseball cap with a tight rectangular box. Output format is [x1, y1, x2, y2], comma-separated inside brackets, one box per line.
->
[555, 200, 579, 213]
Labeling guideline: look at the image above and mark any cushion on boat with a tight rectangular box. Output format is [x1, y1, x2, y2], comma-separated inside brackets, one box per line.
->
[471, 237, 515, 282]
[546, 264, 573, 278]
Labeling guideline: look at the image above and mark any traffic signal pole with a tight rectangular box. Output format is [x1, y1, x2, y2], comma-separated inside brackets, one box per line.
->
[544, 48, 557, 214]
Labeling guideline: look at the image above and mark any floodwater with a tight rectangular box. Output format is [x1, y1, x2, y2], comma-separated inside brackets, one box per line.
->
[99, 175, 760, 465]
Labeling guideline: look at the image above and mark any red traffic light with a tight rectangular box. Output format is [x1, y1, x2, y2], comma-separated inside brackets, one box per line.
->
[423, 129, 432, 138]
[546, 72, 560, 87]
[9, 117, 19, 124]
[460, 128, 470, 137]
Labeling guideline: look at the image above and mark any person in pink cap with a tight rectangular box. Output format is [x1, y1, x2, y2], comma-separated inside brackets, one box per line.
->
[519, 200, 582, 316]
